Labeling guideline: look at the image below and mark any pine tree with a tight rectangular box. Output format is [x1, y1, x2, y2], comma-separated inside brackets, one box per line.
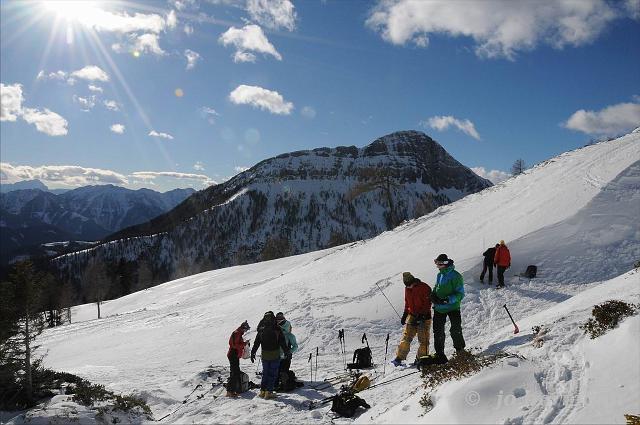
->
[0, 261, 45, 407]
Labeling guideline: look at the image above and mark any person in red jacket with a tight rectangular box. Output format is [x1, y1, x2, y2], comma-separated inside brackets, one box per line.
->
[226, 320, 250, 397]
[494, 240, 511, 288]
[391, 272, 432, 366]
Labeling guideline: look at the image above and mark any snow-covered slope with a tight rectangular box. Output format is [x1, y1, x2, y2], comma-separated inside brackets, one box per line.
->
[28, 132, 640, 424]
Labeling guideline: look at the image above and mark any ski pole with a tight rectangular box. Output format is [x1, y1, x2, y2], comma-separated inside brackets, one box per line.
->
[383, 333, 390, 376]
[375, 280, 402, 320]
[362, 333, 370, 350]
[503, 304, 520, 334]
[315, 347, 319, 383]
[308, 352, 313, 383]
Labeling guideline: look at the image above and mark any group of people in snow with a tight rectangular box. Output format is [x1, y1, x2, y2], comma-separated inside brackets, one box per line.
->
[226, 311, 298, 399]
[226, 243, 513, 396]
[479, 240, 512, 288]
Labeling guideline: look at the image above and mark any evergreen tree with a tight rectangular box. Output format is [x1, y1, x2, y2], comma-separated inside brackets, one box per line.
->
[0, 261, 45, 408]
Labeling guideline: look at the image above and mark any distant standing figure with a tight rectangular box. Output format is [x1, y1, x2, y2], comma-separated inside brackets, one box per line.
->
[479, 244, 498, 284]
[391, 272, 432, 366]
[494, 240, 511, 288]
[226, 320, 250, 397]
[251, 311, 290, 400]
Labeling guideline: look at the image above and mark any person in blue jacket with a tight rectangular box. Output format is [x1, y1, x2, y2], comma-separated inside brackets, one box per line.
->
[429, 253, 466, 364]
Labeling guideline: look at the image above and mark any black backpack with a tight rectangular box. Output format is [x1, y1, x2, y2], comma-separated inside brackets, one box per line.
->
[524, 265, 537, 279]
[331, 391, 370, 417]
[228, 372, 250, 393]
[347, 347, 373, 369]
[277, 370, 303, 392]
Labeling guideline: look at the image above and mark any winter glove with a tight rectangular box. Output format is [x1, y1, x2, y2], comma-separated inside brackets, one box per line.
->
[250, 353, 255, 363]
[431, 293, 447, 304]
[401, 311, 408, 325]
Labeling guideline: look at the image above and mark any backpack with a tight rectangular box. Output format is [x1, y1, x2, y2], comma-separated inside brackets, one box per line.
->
[331, 391, 370, 418]
[277, 370, 303, 392]
[228, 372, 250, 393]
[347, 347, 373, 369]
[524, 265, 537, 279]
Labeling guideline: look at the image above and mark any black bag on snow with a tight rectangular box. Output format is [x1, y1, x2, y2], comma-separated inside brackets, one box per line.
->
[331, 392, 370, 418]
[277, 370, 303, 392]
[524, 265, 537, 279]
[347, 347, 373, 369]
[227, 372, 250, 393]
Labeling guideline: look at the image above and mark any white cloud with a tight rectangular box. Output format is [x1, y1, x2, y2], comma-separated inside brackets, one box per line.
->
[21, 108, 69, 136]
[366, 0, 623, 59]
[1, 83, 23, 122]
[193, 161, 205, 171]
[36, 70, 68, 81]
[471, 167, 510, 184]
[1, 162, 128, 186]
[149, 130, 174, 140]
[1, 83, 68, 136]
[110, 124, 125, 134]
[301, 106, 316, 119]
[135, 33, 166, 55]
[247, 0, 297, 31]
[70, 65, 110, 82]
[131, 171, 215, 186]
[88, 84, 103, 93]
[422, 115, 481, 140]
[229, 85, 293, 115]
[73, 95, 96, 111]
[234, 166, 249, 173]
[103, 100, 120, 111]
[184, 24, 194, 35]
[75, 8, 167, 34]
[219, 24, 282, 62]
[166, 9, 178, 29]
[200, 106, 220, 124]
[184, 49, 201, 70]
[564, 101, 640, 136]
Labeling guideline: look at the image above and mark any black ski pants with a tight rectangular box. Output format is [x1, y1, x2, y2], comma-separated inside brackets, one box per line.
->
[497, 266, 507, 286]
[227, 352, 241, 392]
[480, 261, 494, 282]
[433, 310, 465, 356]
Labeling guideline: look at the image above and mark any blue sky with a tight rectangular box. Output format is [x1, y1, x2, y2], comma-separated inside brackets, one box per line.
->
[1, 0, 639, 191]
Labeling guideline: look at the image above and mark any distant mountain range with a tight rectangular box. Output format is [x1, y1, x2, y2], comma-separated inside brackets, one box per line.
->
[0, 184, 195, 264]
[55, 130, 492, 284]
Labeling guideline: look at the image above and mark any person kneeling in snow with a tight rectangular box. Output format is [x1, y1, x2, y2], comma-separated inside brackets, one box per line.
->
[391, 272, 432, 366]
[227, 320, 250, 397]
[251, 311, 290, 399]
[427, 254, 466, 365]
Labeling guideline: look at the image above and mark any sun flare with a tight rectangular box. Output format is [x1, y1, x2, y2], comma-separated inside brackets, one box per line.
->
[42, 0, 103, 22]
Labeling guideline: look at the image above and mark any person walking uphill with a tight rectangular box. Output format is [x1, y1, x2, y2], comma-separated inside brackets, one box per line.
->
[391, 272, 432, 366]
[430, 254, 466, 364]
[480, 244, 498, 284]
[251, 311, 290, 400]
[226, 320, 250, 397]
[494, 240, 511, 288]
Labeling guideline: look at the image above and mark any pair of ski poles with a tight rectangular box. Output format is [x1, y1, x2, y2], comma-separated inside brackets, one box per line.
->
[308, 347, 319, 382]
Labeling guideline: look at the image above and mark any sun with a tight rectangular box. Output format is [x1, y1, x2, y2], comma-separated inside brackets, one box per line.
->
[41, 0, 103, 22]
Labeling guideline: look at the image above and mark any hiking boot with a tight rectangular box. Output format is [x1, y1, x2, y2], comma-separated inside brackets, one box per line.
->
[433, 353, 448, 365]
[479, 278, 484, 284]
[391, 358, 403, 367]
[226, 391, 239, 398]
[258, 390, 266, 398]
[496, 284, 505, 289]
[264, 391, 277, 400]
[455, 349, 472, 358]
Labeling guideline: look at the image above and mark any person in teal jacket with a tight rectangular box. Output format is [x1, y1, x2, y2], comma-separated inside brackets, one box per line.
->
[276, 312, 298, 376]
[430, 253, 466, 364]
